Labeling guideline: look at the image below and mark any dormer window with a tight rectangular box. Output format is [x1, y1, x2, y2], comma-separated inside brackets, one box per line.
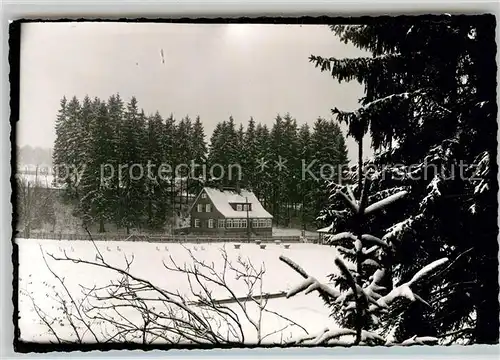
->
[236, 204, 242, 211]
[243, 204, 249, 211]
[201, 193, 207, 199]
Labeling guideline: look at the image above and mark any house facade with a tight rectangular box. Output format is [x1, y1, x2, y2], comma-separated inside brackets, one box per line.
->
[189, 187, 273, 237]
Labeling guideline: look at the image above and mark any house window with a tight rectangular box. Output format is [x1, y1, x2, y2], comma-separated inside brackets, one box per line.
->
[252, 219, 258, 228]
[258, 219, 266, 228]
[218, 219, 225, 228]
[194, 219, 200, 228]
[197, 204, 203, 212]
[236, 204, 242, 211]
[206, 204, 211, 212]
[208, 219, 214, 228]
[266, 219, 272, 228]
[243, 204, 249, 211]
[226, 219, 233, 228]
[233, 219, 240, 228]
[241, 219, 247, 228]
[201, 193, 207, 199]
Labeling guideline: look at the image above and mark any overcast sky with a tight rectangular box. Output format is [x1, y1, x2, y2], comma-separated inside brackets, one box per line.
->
[19, 22, 372, 163]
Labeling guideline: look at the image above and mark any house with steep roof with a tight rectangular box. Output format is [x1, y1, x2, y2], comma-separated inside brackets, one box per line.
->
[189, 187, 273, 237]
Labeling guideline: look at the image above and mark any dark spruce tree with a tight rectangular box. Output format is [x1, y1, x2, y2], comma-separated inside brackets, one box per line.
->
[190, 115, 208, 198]
[225, 116, 241, 188]
[106, 93, 125, 229]
[254, 123, 272, 209]
[79, 100, 115, 233]
[269, 114, 285, 225]
[297, 123, 315, 228]
[243, 117, 258, 191]
[145, 111, 168, 230]
[281, 113, 300, 226]
[206, 117, 240, 189]
[175, 116, 193, 206]
[236, 123, 246, 187]
[162, 113, 177, 228]
[54, 96, 81, 200]
[52, 96, 68, 189]
[310, 18, 498, 344]
[119, 97, 147, 233]
[310, 118, 349, 228]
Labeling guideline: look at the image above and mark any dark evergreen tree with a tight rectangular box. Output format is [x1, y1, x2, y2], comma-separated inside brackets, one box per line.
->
[119, 97, 146, 233]
[269, 115, 285, 224]
[310, 118, 349, 228]
[145, 111, 167, 229]
[206, 121, 225, 188]
[225, 116, 241, 187]
[189, 116, 208, 197]
[79, 100, 114, 232]
[254, 123, 272, 208]
[236, 123, 246, 188]
[281, 113, 299, 226]
[311, 18, 498, 344]
[175, 116, 193, 205]
[106, 93, 125, 229]
[55, 96, 81, 199]
[206, 117, 240, 188]
[52, 96, 68, 188]
[243, 117, 258, 191]
[297, 123, 315, 228]
[162, 114, 177, 227]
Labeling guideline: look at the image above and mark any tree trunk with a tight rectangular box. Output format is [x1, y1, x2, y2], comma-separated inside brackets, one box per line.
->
[474, 256, 500, 343]
[358, 137, 363, 197]
[99, 218, 105, 233]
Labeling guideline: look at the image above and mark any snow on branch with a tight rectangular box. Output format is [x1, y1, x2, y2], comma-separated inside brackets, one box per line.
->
[309, 53, 405, 82]
[361, 330, 385, 344]
[338, 246, 356, 256]
[361, 234, 390, 249]
[334, 258, 357, 293]
[279, 256, 340, 300]
[382, 216, 417, 244]
[364, 190, 408, 215]
[327, 232, 358, 244]
[407, 258, 449, 287]
[363, 269, 387, 304]
[362, 259, 381, 268]
[327, 232, 389, 251]
[400, 335, 439, 346]
[310, 327, 356, 345]
[370, 258, 449, 311]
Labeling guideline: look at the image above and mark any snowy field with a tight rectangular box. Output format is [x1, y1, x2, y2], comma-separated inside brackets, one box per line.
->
[17, 238, 339, 344]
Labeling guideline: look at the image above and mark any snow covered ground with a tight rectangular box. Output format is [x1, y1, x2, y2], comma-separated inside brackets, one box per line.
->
[272, 227, 318, 238]
[17, 238, 339, 344]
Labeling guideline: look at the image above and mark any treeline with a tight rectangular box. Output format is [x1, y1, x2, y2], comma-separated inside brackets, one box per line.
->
[52, 94, 348, 233]
[16, 146, 53, 166]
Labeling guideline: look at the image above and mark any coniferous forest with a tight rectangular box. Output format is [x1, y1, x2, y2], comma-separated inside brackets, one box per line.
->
[51, 94, 348, 233]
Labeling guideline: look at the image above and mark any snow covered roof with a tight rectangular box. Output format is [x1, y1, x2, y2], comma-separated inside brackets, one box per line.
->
[197, 187, 273, 219]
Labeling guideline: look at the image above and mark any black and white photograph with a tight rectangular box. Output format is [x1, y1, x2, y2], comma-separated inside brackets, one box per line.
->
[11, 16, 498, 351]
